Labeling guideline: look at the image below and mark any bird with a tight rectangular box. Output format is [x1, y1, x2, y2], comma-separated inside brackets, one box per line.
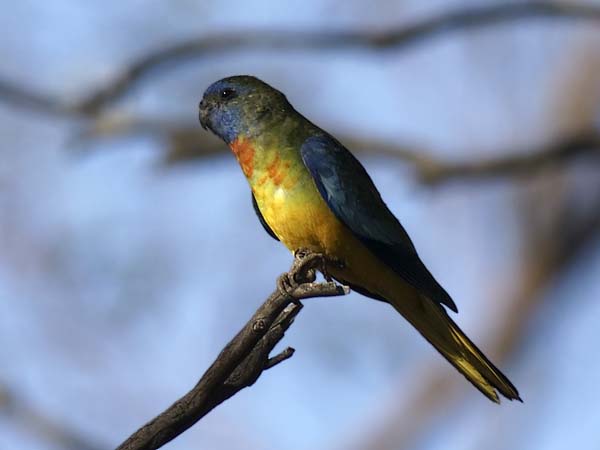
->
[199, 75, 521, 403]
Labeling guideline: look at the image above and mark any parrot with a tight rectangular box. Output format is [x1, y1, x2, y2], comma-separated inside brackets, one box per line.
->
[199, 75, 521, 403]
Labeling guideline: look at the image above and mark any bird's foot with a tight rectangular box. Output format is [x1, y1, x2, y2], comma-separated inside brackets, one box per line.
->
[293, 248, 344, 282]
[293, 248, 312, 259]
[278, 249, 323, 300]
[276, 272, 300, 303]
[321, 256, 345, 282]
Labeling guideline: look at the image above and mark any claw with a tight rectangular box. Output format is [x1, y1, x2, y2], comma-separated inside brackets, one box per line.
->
[293, 248, 311, 259]
[290, 249, 345, 283]
[321, 260, 332, 282]
[277, 272, 298, 302]
[304, 268, 317, 283]
[321, 256, 345, 282]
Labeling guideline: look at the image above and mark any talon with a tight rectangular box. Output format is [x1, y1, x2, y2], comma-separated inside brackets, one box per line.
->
[321, 263, 332, 282]
[304, 268, 317, 283]
[277, 273, 297, 299]
[293, 248, 311, 259]
[321, 256, 345, 282]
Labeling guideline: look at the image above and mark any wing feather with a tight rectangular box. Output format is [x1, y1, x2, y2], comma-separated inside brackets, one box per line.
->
[300, 135, 457, 312]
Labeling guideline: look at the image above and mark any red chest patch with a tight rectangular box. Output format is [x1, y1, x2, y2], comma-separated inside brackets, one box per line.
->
[230, 138, 255, 178]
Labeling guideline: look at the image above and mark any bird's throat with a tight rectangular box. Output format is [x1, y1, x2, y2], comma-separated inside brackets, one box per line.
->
[230, 137, 256, 178]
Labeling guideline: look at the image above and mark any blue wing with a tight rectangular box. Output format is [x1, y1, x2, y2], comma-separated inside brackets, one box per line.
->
[300, 134, 457, 312]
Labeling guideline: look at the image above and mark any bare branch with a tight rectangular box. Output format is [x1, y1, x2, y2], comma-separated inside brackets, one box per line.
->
[413, 131, 600, 184]
[78, 119, 599, 184]
[0, 384, 103, 450]
[264, 346, 295, 369]
[0, 79, 76, 117]
[1, 2, 600, 116]
[115, 251, 348, 450]
[68, 2, 600, 115]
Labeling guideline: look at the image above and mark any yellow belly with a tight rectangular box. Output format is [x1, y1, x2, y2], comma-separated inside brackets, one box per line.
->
[255, 177, 344, 254]
[253, 175, 415, 302]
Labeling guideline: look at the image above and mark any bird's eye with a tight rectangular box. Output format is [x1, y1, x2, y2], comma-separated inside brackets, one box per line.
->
[220, 88, 236, 100]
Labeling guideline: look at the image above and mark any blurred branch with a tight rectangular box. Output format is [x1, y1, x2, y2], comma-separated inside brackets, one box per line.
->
[1, 2, 600, 116]
[351, 174, 600, 450]
[116, 251, 349, 450]
[78, 118, 600, 184]
[0, 79, 76, 117]
[414, 131, 600, 184]
[0, 384, 103, 450]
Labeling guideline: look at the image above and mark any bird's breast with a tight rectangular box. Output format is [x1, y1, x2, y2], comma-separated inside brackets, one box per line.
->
[248, 150, 346, 255]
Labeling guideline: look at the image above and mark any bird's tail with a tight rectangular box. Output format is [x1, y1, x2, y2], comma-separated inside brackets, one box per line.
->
[390, 293, 521, 403]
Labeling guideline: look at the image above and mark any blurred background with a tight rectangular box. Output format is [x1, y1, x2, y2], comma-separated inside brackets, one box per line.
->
[1, 1, 600, 449]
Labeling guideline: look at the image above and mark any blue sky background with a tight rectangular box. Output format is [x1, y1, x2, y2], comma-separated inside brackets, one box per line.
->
[0, 1, 599, 450]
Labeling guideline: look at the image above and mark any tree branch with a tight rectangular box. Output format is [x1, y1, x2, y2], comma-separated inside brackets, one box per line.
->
[0, 384, 103, 450]
[115, 251, 349, 450]
[413, 131, 600, 184]
[77, 119, 599, 184]
[1, 2, 599, 116]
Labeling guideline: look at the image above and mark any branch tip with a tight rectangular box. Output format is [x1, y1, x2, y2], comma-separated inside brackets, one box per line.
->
[265, 347, 296, 370]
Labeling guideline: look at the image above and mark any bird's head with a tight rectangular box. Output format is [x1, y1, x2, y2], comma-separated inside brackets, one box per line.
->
[199, 75, 291, 144]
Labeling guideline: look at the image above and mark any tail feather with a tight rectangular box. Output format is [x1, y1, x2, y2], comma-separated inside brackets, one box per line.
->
[391, 294, 521, 403]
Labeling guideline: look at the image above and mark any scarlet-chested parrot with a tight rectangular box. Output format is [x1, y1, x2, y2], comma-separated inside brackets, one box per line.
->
[199, 75, 521, 403]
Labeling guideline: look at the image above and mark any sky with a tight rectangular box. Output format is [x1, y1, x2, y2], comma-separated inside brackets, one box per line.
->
[0, 1, 599, 450]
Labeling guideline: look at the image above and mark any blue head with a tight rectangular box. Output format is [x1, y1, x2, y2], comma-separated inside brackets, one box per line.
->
[199, 75, 290, 144]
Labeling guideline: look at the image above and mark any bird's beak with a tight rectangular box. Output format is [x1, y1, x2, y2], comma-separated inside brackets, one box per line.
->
[198, 99, 210, 131]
